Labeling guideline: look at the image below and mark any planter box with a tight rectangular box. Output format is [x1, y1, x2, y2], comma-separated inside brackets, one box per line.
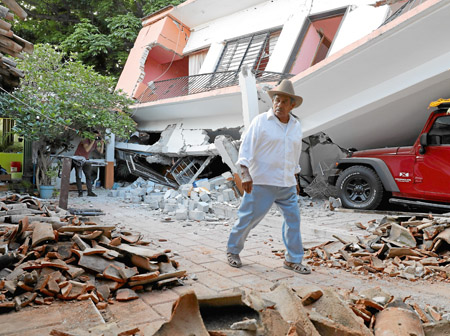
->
[0, 174, 11, 181]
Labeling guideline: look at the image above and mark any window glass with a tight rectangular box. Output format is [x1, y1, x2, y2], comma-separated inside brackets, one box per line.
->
[429, 115, 450, 145]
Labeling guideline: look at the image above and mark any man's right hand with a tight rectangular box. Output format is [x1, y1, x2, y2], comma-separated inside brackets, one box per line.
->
[240, 165, 253, 194]
[242, 180, 253, 194]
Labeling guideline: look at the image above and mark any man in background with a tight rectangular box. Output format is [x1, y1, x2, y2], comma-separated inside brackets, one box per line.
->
[72, 130, 104, 197]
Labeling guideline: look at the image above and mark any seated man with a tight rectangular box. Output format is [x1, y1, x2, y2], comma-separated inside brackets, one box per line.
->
[72, 131, 104, 197]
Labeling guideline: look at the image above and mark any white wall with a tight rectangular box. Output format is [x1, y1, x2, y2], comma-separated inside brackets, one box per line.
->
[183, 0, 389, 74]
[137, 113, 244, 132]
[265, 5, 309, 73]
[328, 4, 389, 56]
[198, 42, 223, 73]
[183, 0, 303, 55]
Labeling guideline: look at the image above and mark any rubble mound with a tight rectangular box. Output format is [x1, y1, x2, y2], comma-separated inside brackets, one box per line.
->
[0, 194, 185, 313]
[109, 174, 241, 220]
[306, 214, 450, 281]
[148, 283, 449, 336]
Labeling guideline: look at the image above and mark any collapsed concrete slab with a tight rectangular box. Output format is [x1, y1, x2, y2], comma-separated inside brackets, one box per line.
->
[117, 124, 214, 158]
[117, 127, 347, 200]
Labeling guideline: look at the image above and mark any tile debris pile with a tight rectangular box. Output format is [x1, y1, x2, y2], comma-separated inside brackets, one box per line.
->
[305, 214, 450, 281]
[0, 0, 33, 91]
[108, 173, 241, 220]
[0, 194, 186, 313]
[114, 283, 448, 335]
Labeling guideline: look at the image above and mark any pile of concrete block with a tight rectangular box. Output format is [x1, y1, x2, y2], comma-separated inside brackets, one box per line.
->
[108, 173, 241, 220]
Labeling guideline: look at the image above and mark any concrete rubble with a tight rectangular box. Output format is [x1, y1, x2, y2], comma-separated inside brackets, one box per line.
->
[0, 194, 186, 314]
[107, 174, 241, 221]
[305, 214, 450, 282]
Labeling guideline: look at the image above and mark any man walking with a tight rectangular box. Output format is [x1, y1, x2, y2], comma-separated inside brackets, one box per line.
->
[227, 79, 310, 274]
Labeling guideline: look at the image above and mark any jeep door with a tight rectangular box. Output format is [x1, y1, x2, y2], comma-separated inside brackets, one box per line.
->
[414, 115, 450, 201]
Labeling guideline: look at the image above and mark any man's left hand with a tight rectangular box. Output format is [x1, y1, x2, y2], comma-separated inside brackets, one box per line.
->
[295, 174, 301, 195]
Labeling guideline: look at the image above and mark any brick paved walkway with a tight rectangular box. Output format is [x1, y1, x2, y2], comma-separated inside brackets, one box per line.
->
[1, 191, 449, 334]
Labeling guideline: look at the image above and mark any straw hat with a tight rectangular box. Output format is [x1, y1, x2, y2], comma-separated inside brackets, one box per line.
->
[267, 79, 303, 108]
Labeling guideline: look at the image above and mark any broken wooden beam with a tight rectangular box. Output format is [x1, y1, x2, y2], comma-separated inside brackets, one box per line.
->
[0, 0, 27, 20]
[0, 19, 11, 31]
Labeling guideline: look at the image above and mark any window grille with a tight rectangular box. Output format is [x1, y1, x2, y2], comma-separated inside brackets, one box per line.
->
[215, 30, 281, 73]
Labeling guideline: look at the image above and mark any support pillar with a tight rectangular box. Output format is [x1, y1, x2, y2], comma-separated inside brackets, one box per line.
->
[105, 162, 114, 189]
[58, 157, 72, 210]
[105, 131, 115, 189]
[239, 66, 259, 130]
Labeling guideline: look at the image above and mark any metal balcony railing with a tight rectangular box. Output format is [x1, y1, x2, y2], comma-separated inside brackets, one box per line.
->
[380, 0, 427, 27]
[137, 70, 294, 103]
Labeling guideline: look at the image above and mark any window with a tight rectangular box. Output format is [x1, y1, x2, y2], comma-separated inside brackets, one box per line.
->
[188, 48, 209, 76]
[0, 118, 23, 153]
[429, 115, 450, 145]
[311, 29, 331, 66]
[286, 8, 346, 75]
[215, 30, 281, 73]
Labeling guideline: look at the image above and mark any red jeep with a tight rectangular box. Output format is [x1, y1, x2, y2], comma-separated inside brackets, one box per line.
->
[329, 101, 450, 210]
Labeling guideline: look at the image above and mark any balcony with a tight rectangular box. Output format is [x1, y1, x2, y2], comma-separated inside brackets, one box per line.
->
[137, 70, 293, 103]
[380, 0, 427, 26]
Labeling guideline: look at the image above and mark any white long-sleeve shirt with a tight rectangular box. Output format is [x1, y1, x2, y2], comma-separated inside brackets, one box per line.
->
[237, 109, 302, 187]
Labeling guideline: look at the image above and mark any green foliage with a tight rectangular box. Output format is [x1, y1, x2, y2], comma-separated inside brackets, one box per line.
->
[142, 0, 185, 14]
[0, 143, 23, 153]
[0, 44, 136, 185]
[61, 19, 111, 57]
[8, 179, 35, 195]
[16, 0, 186, 76]
[60, 16, 140, 73]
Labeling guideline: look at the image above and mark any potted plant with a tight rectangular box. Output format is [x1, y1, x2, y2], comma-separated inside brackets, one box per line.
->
[38, 163, 59, 199]
[0, 44, 136, 194]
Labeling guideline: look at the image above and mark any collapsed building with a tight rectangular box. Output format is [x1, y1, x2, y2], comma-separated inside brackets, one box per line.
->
[114, 0, 450, 194]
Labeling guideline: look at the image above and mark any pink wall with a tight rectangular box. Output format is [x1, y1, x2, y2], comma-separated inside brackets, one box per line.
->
[312, 15, 343, 42]
[157, 17, 190, 56]
[289, 14, 344, 75]
[143, 54, 188, 83]
[290, 25, 320, 74]
[116, 13, 190, 97]
[138, 56, 189, 101]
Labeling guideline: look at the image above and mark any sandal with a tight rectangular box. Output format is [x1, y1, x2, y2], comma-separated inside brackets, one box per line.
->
[227, 252, 242, 268]
[283, 261, 311, 274]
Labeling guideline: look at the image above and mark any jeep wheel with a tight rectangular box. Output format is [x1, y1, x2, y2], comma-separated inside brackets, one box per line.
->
[336, 165, 384, 210]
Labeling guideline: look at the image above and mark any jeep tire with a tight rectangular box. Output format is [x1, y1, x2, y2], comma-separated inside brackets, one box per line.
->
[336, 165, 384, 210]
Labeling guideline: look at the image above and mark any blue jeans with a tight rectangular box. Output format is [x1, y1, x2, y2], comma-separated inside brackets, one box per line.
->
[227, 185, 304, 263]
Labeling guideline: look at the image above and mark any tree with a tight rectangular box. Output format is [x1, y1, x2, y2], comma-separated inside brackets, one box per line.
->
[15, 0, 185, 76]
[0, 44, 136, 186]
